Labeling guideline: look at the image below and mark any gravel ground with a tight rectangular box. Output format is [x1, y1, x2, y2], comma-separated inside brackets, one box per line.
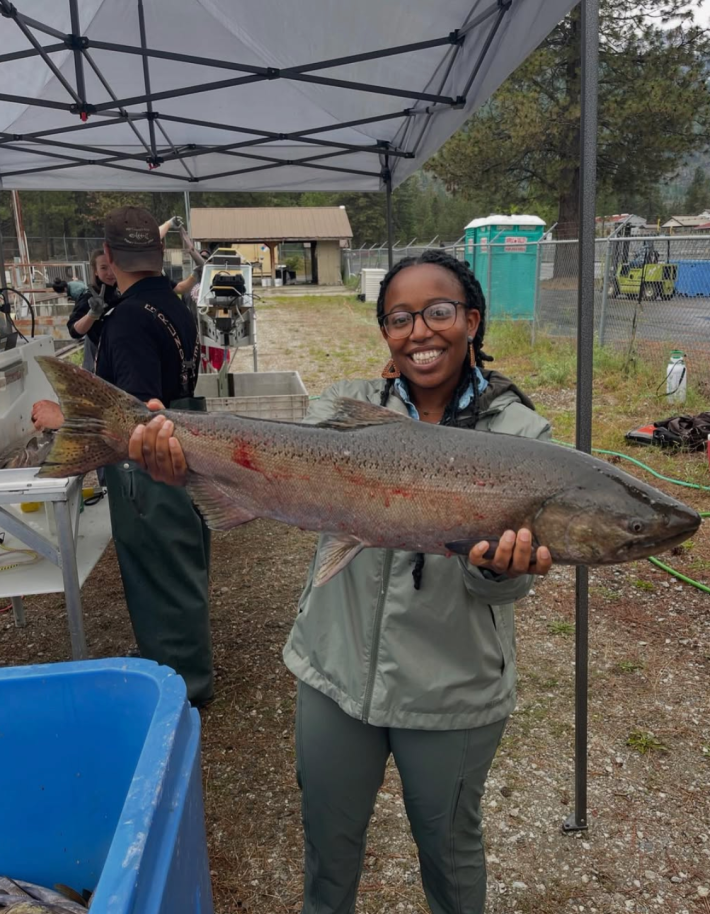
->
[1, 296, 709, 913]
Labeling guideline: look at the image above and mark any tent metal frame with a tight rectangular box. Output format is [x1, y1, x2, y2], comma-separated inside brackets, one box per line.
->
[0, 0, 600, 836]
[0, 0, 511, 188]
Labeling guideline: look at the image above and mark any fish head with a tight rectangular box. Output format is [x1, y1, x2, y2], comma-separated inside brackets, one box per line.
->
[533, 474, 701, 565]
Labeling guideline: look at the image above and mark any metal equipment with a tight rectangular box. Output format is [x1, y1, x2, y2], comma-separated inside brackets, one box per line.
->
[196, 248, 257, 371]
[0, 337, 112, 656]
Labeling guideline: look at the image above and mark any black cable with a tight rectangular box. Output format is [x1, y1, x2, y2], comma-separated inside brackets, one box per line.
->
[0, 287, 35, 337]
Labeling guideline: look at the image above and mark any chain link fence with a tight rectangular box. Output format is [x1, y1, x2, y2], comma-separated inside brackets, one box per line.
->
[343, 241, 467, 276]
[1, 235, 186, 266]
[345, 233, 710, 370]
[533, 234, 710, 368]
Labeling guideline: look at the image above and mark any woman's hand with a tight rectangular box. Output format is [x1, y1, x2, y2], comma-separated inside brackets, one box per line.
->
[128, 400, 188, 486]
[468, 529, 552, 578]
[31, 399, 65, 431]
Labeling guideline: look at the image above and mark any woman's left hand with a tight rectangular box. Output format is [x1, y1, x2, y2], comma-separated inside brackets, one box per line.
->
[468, 528, 552, 578]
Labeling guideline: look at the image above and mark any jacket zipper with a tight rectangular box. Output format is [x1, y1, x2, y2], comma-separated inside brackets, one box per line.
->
[361, 549, 393, 724]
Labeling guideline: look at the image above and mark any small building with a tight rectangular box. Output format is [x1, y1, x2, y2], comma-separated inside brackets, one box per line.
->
[662, 212, 710, 231]
[595, 213, 646, 236]
[190, 206, 353, 286]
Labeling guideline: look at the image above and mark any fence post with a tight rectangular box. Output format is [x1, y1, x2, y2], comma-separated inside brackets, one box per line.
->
[486, 242, 492, 312]
[531, 240, 542, 346]
[598, 236, 613, 346]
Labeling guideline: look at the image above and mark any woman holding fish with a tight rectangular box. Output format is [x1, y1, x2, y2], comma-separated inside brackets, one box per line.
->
[130, 251, 553, 914]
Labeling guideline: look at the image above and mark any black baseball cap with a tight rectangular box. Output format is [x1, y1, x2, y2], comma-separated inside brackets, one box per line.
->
[104, 205, 163, 272]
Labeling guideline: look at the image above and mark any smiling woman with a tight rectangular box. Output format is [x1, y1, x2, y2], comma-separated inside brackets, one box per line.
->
[127, 248, 555, 914]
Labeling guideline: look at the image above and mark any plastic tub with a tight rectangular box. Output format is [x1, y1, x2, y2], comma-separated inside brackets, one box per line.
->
[0, 658, 213, 914]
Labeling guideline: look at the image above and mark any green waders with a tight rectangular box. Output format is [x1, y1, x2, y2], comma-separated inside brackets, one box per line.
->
[103, 395, 213, 706]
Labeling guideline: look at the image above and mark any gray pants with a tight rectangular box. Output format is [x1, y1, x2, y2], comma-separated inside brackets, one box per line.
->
[296, 682, 507, 914]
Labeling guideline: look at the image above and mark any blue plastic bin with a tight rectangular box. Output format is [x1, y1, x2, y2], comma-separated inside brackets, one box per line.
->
[671, 260, 710, 297]
[465, 215, 546, 318]
[0, 659, 213, 914]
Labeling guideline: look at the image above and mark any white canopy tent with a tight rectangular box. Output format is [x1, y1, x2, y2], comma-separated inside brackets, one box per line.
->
[0, 0, 576, 193]
[0, 0, 601, 836]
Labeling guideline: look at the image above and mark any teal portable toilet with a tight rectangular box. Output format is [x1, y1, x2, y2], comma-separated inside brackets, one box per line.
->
[464, 215, 546, 319]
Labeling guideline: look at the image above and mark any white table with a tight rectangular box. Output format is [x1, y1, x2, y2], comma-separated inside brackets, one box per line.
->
[0, 469, 112, 659]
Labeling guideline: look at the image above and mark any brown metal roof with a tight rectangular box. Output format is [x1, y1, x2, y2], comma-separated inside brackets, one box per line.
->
[190, 206, 353, 242]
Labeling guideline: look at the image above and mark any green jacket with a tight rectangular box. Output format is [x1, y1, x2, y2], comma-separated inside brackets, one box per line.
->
[282, 374, 551, 730]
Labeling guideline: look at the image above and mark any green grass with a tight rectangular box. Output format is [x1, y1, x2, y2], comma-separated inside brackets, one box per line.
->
[633, 579, 655, 592]
[591, 585, 621, 602]
[626, 730, 668, 754]
[616, 660, 645, 674]
[547, 620, 575, 636]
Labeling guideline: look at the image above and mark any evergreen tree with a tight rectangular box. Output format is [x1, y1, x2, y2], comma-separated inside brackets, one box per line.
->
[427, 1, 710, 246]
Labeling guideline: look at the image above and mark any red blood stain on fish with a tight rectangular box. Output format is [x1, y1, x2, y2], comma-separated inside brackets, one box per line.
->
[232, 443, 260, 472]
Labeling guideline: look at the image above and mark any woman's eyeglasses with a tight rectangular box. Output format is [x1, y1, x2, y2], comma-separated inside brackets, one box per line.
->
[380, 301, 464, 339]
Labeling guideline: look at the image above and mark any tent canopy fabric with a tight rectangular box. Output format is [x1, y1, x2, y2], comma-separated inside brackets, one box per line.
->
[0, 0, 577, 193]
[190, 206, 353, 242]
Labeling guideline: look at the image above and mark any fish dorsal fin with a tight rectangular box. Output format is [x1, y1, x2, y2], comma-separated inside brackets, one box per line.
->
[313, 533, 366, 586]
[186, 473, 257, 531]
[316, 397, 408, 431]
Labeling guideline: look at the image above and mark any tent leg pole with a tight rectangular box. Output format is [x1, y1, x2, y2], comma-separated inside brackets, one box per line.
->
[0, 211, 12, 337]
[183, 190, 192, 237]
[563, 0, 599, 836]
[384, 159, 394, 271]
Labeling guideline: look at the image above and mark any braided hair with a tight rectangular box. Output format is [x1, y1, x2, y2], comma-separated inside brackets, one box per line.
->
[376, 250, 491, 590]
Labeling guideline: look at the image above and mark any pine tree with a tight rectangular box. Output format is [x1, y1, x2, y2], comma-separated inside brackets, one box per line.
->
[427, 1, 710, 254]
[682, 167, 710, 216]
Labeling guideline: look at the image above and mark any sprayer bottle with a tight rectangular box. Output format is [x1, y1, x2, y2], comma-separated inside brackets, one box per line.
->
[666, 351, 687, 406]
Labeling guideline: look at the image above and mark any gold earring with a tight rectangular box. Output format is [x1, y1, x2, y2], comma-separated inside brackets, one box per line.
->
[468, 338, 476, 368]
[381, 358, 401, 380]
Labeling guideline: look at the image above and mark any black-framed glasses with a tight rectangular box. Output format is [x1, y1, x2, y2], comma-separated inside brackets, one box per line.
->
[380, 300, 464, 339]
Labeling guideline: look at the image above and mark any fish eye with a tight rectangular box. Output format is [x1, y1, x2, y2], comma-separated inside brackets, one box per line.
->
[628, 519, 645, 534]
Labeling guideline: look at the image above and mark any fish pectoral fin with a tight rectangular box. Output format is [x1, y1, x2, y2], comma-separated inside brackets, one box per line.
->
[445, 537, 538, 564]
[186, 474, 257, 531]
[445, 538, 501, 561]
[316, 397, 408, 430]
[313, 534, 366, 586]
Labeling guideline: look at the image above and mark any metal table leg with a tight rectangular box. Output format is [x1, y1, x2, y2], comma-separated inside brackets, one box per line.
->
[11, 596, 25, 628]
[52, 500, 88, 660]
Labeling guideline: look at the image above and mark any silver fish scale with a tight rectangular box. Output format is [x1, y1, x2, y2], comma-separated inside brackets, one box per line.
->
[174, 412, 564, 552]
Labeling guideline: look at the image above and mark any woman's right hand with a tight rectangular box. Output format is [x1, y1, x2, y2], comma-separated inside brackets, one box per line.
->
[129, 401, 188, 486]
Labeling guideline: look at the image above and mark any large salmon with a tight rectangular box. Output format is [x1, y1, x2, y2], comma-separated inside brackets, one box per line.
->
[34, 357, 700, 585]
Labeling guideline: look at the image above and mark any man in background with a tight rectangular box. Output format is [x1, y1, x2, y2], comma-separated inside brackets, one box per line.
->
[98, 205, 213, 707]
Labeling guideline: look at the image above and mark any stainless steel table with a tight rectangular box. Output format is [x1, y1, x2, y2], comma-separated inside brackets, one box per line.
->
[0, 469, 112, 659]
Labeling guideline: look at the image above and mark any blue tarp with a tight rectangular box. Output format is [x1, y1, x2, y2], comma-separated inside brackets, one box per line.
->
[672, 260, 710, 297]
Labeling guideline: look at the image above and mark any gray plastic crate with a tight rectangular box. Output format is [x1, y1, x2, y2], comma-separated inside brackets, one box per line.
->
[205, 371, 309, 421]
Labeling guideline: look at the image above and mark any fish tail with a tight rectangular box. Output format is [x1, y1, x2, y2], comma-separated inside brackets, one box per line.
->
[34, 356, 151, 478]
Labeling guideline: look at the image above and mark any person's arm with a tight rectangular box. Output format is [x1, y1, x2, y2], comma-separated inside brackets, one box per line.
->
[32, 399, 64, 431]
[179, 226, 206, 267]
[69, 285, 108, 337]
[173, 268, 201, 296]
[67, 295, 91, 340]
[159, 215, 182, 240]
